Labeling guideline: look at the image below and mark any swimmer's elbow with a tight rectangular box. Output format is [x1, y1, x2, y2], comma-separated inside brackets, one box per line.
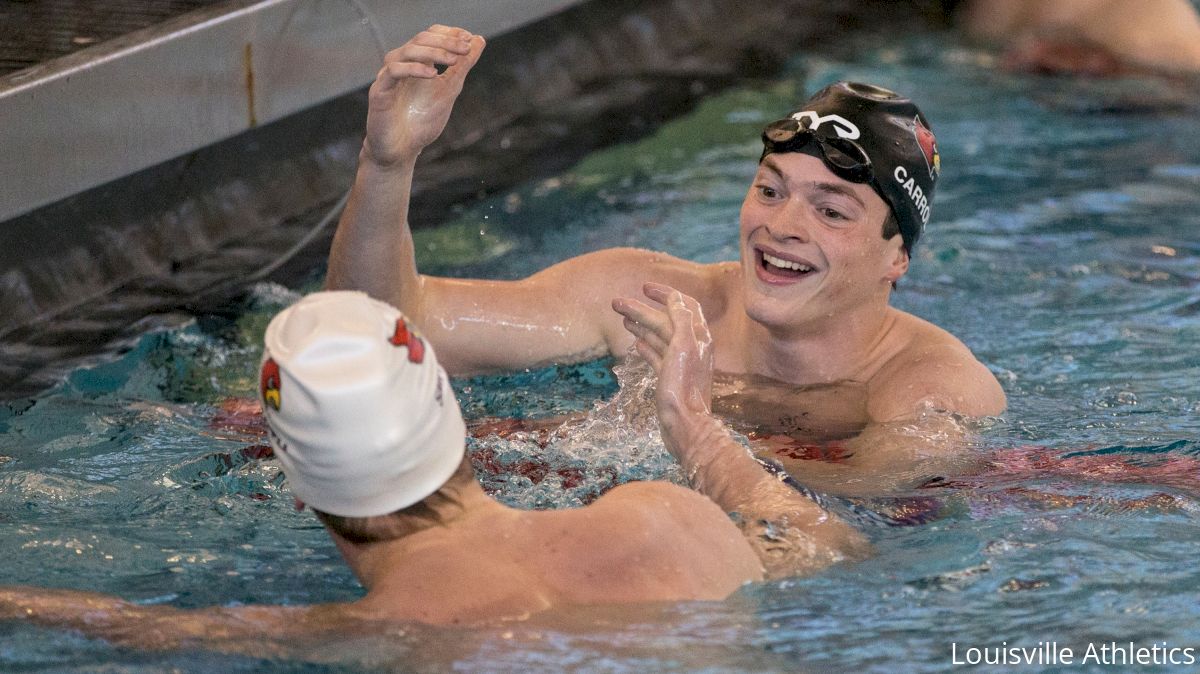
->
[808, 520, 872, 574]
[742, 514, 872, 581]
[833, 526, 873, 564]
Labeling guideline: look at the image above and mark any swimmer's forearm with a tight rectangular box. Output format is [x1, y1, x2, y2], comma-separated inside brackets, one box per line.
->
[664, 413, 870, 576]
[0, 585, 126, 620]
[664, 412, 773, 511]
[669, 412, 832, 528]
[0, 586, 178, 646]
[326, 153, 425, 317]
[0, 585, 368, 653]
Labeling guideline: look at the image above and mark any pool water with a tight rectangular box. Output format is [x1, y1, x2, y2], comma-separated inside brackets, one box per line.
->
[5, 30, 1200, 672]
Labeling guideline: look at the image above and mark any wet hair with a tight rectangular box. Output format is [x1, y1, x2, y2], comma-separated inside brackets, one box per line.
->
[882, 210, 901, 247]
[882, 210, 903, 290]
[313, 456, 475, 545]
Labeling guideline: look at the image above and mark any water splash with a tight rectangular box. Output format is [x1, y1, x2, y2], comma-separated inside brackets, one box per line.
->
[471, 354, 685, 510]
[552, 355, 678, 478]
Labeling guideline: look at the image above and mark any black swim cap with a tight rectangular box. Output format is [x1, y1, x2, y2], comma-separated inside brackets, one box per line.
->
[760, 81, 940, 254]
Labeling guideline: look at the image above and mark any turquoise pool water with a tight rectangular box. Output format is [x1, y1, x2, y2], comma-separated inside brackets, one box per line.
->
[4, 31, 1200, 672]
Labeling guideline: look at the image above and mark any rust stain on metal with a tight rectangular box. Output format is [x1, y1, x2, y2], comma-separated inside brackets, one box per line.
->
[243, 42, 257, 127]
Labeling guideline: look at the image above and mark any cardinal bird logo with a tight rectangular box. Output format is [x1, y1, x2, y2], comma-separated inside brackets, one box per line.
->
[260, 358, 282, 411]
[914, 116, 940, 181]
[389, 317, 426, 364]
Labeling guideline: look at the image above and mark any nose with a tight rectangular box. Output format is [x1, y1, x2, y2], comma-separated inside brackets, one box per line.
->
[762, 198, 812, 243]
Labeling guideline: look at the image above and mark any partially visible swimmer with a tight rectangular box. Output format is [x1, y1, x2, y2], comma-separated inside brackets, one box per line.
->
[325, 26, 1005, 497]
[955, 0, 1200, 76]
[0, 291, 866, 651]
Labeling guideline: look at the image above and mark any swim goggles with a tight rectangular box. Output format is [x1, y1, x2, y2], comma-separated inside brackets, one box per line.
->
[761, 117, 874, 184]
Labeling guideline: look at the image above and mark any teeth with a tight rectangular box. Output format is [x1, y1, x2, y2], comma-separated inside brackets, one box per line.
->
[762, 252, 812, 273]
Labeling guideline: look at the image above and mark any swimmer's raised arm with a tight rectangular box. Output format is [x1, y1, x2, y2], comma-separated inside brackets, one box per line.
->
[622, 284, 869, 579]
[326, 25, 481, 310]
[326, 27, 717, 373]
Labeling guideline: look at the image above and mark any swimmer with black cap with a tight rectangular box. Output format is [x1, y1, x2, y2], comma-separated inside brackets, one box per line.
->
[759, 81, 940, 258]
[327, 26, 1006, 499]
[0, 291, 867, 649]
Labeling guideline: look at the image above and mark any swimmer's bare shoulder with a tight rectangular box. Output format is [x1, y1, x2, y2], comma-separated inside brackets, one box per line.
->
[362, 545, 552, 625]
[537, 480, 763, 602]
[867, 308, 1006, 422]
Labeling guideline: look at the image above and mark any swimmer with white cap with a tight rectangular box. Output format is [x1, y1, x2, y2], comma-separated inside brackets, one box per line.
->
[0, 291, 867, 650]
[256, 290, 767, 624]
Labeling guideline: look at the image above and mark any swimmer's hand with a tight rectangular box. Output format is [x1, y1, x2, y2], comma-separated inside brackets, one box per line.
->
[362, 25, 485, 169]
[615, 282, 734, 484]
[616, 283, 870, 578]
[613, 282, 713, 425]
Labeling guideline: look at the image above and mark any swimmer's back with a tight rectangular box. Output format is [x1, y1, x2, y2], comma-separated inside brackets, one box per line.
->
[532, 480, 765, 604]
[360, 480, 762, 626]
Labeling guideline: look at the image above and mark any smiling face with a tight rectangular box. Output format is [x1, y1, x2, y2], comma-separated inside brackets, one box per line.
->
[738, 153, 909, 333]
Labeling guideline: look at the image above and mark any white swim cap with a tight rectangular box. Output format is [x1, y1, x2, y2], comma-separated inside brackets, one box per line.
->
[259, 291, 465, 518]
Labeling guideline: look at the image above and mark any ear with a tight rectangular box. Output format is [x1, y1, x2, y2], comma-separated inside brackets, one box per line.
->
[883, 237, 909, 285]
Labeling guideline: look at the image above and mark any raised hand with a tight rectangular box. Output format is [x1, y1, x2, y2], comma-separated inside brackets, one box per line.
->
[616, 282, 870, 576]
[613, 282, 714, 443]
[362, 25, 485, 169]
[614, 282, 713, 413]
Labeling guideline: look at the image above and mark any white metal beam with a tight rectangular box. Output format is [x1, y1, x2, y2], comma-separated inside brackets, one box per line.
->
[0, 0, 582, 223]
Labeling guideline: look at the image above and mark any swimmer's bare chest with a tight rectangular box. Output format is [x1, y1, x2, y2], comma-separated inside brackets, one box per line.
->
[710, 372, 870, 443]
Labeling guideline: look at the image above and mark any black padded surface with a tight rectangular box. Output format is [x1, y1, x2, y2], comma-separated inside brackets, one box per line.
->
[0, 0, 229, 76]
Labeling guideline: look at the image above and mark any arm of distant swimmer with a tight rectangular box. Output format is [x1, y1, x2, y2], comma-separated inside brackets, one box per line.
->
[618, 284, 870, 579]
[957, 0, 1200, 74]
[0, 586, 373, 655]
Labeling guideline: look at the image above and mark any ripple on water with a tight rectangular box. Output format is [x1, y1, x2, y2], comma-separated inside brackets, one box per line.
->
[0, 471, 119, 508]
[161, 444, 281, 502]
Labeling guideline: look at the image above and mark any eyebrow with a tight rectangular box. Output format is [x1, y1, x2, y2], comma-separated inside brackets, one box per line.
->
[759, 156, 867, 209]
[811, 181, 866, 209]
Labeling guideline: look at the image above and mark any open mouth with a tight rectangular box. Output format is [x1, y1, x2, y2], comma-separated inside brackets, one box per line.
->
[756, 247, 817, 281]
